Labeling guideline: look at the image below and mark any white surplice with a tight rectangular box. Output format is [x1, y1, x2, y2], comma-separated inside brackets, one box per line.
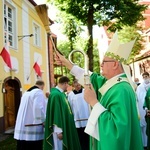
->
[68, 89, 90, 128]
[136, 81, 150, 147]
[14, 88, 46, 141]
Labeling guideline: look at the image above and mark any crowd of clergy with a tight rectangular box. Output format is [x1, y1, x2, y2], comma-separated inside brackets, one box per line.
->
[13, 31, 150, 150]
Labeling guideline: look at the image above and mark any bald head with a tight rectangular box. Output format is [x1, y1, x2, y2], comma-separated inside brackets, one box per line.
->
[35, 80, 45, 90]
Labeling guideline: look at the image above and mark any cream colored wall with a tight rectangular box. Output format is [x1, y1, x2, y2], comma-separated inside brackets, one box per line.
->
[25, 1, 49, 92]
[0, 0, 7, 118]
[0, 0, 50, 118]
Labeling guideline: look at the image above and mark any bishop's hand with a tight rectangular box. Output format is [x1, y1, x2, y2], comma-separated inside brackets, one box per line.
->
[84, 84, 98, 107]
[54, 50, 73, 70]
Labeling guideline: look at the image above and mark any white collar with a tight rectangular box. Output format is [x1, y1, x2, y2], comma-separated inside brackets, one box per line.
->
[56, 86, 64, 92]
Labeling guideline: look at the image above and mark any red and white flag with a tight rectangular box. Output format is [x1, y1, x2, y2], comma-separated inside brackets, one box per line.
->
[0, 44, 12, 69]
[33, 62, 41, 77]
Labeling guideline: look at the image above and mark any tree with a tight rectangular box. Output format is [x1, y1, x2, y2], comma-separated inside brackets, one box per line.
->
[57, 35, 99, 82]
[117, 25, 146, 64]
[48, 0, 147, 71]
[63, 16, 82, 51]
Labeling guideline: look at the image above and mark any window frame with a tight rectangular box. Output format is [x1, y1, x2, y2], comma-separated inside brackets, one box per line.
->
[33, 22, 41, 47]
[4, 1, 17, 49]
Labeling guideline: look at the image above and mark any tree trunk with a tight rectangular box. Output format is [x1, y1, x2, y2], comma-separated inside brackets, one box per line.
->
[87, 5, 94, 71]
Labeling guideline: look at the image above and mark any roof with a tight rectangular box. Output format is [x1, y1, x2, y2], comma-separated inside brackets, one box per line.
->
[28, 0, 54, 25]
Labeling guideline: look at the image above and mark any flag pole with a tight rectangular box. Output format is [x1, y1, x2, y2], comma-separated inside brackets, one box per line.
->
[27, 67, 34, 81]
[27, 57, 40, 81]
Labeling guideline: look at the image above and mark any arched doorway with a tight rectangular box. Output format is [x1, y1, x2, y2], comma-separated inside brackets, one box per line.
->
[3, 77, 22, 133]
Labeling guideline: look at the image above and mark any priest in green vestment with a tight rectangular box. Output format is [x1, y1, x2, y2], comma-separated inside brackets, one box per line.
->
[144, 87, 150, 150]
[54, 31, 143, 150]
[43, 76, 81, 150]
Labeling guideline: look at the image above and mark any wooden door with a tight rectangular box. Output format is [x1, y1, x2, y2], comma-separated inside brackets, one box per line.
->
[4, 83, 15, 130]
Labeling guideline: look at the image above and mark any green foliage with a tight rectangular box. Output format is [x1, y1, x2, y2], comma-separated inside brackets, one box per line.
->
[56, 12, 83, 52]
[63, 18, 82, 44]
[93, 39, 100, 73]
[48, 0, 147, 71]
[117, 25, 146, 63]
[57, 36, 100, 82]
[58, 36, 88, 64]
[55, 40, 72, 79]
[48, 0, 147, 31]
[74, 35, 89, 51]
[57, 40, 71, 56]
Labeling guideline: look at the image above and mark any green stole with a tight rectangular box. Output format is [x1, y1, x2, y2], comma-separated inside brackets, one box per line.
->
[99, 76, 129, 96]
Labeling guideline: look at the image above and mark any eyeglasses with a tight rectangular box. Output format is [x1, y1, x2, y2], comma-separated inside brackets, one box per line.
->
[101, 60, 116, 65]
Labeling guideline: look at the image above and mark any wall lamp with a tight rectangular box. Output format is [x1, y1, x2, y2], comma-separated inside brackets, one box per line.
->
[18, 34, 34, 41]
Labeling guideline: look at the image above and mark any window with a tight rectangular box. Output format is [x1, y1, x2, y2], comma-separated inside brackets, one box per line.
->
[33, 23, 41, 47]
[4, 3, 16, 48]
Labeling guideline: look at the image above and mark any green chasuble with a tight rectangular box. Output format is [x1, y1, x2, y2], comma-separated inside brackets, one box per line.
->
[43, 88, 81, 150]
[144, 87, 150, 149]
[90, 73, 143, 150]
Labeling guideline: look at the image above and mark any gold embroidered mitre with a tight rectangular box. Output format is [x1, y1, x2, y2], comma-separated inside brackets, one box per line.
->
[105, 31, 136, 64]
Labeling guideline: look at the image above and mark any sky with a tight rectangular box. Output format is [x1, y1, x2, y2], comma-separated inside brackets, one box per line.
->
[34, 0, 55, 20]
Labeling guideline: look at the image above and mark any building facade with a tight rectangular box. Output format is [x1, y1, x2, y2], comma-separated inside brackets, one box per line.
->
[0, 0, 54, 133]
[131, 0, 150, 81]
